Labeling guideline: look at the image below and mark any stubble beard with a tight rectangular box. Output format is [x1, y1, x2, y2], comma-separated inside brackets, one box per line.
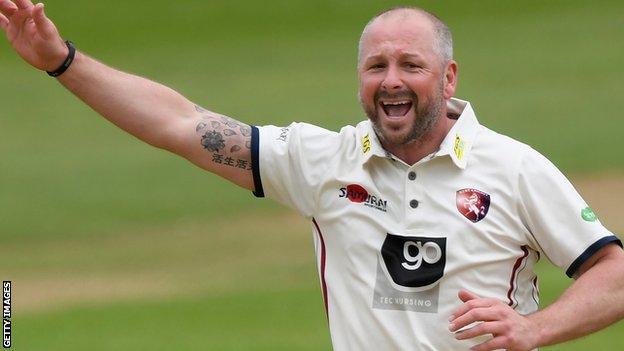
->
[362, 81, 445, 148]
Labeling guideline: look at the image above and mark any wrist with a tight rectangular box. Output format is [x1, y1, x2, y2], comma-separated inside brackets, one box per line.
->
[526, 311, 548, 348]
[46, 40, 76, 77]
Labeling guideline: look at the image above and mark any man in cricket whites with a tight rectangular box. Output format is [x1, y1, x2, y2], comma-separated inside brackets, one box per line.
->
[1, 1, 623, 350]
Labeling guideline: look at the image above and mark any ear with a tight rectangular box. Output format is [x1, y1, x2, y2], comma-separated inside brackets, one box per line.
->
[442, 60, 458, 99]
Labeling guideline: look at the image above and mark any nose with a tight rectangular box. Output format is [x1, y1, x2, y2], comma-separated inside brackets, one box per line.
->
[381, 66, 404, 92]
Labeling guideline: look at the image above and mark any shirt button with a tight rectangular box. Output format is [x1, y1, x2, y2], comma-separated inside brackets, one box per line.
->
[409, 199, 419, 208]
[408, 171, 417, 180]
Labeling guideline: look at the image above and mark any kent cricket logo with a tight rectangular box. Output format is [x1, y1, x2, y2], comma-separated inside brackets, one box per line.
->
[373, 234, 447, 313]
[338, 184, 387, 212]
[456, 188, 490, 223]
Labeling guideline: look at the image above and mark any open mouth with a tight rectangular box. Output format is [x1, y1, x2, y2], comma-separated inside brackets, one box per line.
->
[380, 100, 413, 117]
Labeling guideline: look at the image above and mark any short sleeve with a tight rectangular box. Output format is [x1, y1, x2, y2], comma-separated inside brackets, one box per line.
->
[251, 122, 339, 218]
[517, 147, 621, 277]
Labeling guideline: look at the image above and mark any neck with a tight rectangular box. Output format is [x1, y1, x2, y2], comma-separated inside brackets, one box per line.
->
[381, 111, 457, 165]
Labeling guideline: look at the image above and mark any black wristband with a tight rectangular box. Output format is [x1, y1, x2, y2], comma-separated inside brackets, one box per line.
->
[47, 40, 76, 77]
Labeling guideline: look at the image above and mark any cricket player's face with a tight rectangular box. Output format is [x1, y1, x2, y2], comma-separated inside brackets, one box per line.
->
[358, 15, 450, 147]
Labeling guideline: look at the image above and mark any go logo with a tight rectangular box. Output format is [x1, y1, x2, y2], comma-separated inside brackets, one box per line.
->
[401, 240, 443, 270]
[381, 234, 447, 288]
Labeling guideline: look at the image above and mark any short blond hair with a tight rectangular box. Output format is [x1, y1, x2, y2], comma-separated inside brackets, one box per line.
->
[358, 7, 453, 67]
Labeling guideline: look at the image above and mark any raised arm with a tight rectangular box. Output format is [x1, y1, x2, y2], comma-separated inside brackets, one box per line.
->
[0, 0, 254, 190]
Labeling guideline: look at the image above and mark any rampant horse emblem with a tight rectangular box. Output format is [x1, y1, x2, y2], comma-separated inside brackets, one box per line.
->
[456, 188, 490, 223]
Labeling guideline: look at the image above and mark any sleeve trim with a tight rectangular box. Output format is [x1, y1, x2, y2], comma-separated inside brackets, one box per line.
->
[251, 126, 265, 198]
[565, 235, 622, 278]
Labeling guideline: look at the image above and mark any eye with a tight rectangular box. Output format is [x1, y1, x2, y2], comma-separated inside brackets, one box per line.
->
[404, 62, 421, 70]
[368, 63, 386, 71]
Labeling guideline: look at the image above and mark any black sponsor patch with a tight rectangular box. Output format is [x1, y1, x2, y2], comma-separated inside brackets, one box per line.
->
[381, 234, 446, 288]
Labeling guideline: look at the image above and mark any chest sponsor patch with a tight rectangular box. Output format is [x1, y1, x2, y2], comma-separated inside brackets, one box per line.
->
[338, 184, 387, 212]
[456, 188, 490, 223]
[373, 234, 447, 313]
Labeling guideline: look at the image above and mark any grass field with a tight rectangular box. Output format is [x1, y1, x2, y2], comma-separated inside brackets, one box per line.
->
[1, 0, 623, 350]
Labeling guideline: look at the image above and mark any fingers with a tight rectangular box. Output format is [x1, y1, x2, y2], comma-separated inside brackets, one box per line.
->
[454, 321, 502, 341]
[23, 12, 36, 36]
[32, 2, 55, 39]
[449, 307, 500, 332]
[8, 3, 32, 29]
[13, 0, 34, 9]
[0, 12, 8, 30]
[449, 307, 501, 332]
[450, 297, 498, 322]
[0, 0, 43, 36]
[0, 0, 19, 17]
[458, 289, 480, 302]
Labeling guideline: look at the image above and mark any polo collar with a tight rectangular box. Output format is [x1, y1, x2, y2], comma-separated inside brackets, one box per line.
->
[436, 98, 480, 169]
[360, 124, 389, 162]
[360, 97, 480, 169]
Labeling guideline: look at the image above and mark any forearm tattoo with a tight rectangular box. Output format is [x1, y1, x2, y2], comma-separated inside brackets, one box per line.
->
[194, 105, 252, 170]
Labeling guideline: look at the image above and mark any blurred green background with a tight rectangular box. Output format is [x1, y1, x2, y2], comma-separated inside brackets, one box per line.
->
[1, 0, 623, 349]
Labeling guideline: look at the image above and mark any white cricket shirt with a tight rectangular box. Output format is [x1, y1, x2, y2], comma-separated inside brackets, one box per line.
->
[249, 98, 621, 350]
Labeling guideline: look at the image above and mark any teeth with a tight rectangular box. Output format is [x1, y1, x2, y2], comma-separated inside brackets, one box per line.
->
[382, 101, 410, 106]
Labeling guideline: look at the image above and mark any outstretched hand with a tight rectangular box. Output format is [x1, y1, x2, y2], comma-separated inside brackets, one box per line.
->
[449, 289, 540, 351]
[0, 0, 68, 72]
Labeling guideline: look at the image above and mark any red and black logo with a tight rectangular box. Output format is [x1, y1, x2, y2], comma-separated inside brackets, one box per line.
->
[339, 184, 387, 212]
[456, 188, 490, 223]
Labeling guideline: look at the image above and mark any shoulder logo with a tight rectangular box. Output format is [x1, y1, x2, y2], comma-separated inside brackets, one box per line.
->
[454, 134, 465, 160]
[276, 127, 290, 142]
[362, 134, 371, 154]
[339, 184, 387, 212]
[581, 207, 597, 222]
[456, 188, 490, 223]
